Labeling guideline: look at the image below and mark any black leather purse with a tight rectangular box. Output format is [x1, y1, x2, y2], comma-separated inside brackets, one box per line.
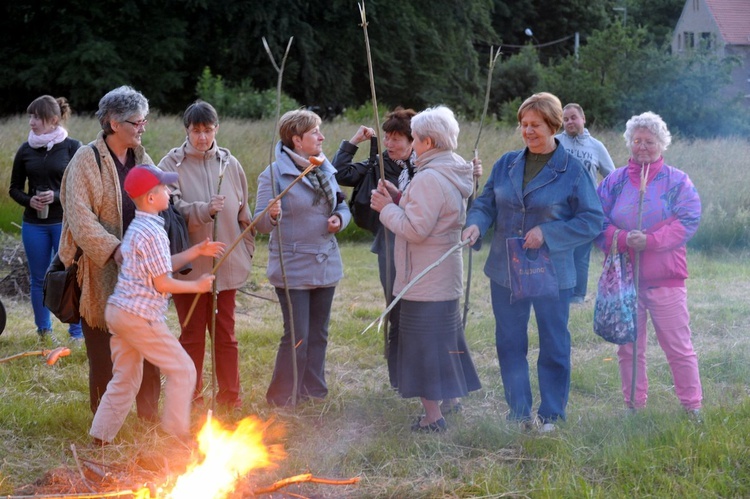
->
[349, 137, 381, 234]
[43, 247, 82, 324]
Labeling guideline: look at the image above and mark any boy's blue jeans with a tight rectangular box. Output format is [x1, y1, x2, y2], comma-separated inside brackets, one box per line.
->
[22, 222, 82, 338]
[490, 281, 572, 423]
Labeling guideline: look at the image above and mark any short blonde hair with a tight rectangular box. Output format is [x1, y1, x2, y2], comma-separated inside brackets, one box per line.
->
[517, 92, 563, 132]
[278, 109, 322, 149]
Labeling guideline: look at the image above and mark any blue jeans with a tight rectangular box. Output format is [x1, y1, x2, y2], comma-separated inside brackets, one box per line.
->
[22, 222, 82, 338]
[573, 241, 592, 298]
[490, 281, 572, 423]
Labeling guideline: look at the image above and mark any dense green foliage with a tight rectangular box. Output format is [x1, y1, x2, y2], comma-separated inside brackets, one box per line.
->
[0, 0, 747, 137]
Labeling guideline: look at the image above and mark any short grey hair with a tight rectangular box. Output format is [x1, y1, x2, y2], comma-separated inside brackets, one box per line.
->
[623, 111, 671, 152]
[96, 86, 149, 135]
[410, 105, 459, 151]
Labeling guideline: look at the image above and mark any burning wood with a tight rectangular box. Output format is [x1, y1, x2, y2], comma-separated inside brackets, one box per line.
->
[252, 473, 360, 495]
[7, 414, 358, 499]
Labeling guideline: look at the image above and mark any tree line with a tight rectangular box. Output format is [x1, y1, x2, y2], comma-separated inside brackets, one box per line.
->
[1, 0, 746, 137]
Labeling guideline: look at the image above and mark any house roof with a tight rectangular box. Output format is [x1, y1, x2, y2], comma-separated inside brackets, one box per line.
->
[705, 0, 750, 45]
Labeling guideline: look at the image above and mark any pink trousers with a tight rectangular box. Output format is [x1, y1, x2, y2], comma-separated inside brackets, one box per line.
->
[617, 286, 702, 410]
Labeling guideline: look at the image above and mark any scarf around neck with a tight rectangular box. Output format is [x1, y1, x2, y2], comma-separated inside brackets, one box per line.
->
[282, 145, 336, 213]
[28, 126, 68, 150]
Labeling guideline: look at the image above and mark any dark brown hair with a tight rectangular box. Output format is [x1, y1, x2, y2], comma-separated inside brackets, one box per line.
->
[183, 100, 219, 128]
[27, 95, 71, 125]
[382, 107, 417, 141]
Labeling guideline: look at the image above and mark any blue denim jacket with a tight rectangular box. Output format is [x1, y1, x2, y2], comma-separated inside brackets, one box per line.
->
[466, 143, 603, 290]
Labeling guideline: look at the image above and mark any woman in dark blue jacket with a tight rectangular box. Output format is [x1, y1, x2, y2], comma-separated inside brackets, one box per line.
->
[9, 95, 82, 341]
[463, 93, 603, 432]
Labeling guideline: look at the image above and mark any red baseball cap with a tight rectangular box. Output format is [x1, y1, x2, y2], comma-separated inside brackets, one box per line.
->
[124, 165, 179, 199]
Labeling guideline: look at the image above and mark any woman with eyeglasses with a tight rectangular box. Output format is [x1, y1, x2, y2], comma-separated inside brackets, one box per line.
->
[596, 111, 703, 420]
[158, 101, 255, 412]
[59, 86, 161, 422]
[9, 95, 83, 342]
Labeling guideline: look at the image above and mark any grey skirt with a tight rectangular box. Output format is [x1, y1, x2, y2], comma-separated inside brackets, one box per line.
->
[397, 298, 481, 400]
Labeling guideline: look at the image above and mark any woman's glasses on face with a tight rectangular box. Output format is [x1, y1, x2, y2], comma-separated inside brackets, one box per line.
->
[124, 119, 148, 129]
[188, 126, 217, 137]
[633, 138, 658, 148]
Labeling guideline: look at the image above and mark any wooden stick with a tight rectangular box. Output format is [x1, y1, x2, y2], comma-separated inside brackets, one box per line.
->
[208, 158, 228, 410]
[181, 158, 321, 327]
[263, 36, 301, 406]
[463, 46, 502, 330]
[362, 239, 471, 335]
[630, 161, 650, 409]
[358, 0, 391, 359]
[253, 473, 360, 495]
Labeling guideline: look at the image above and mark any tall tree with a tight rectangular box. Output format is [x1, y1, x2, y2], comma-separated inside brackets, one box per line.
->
[0, 0, 189, 114]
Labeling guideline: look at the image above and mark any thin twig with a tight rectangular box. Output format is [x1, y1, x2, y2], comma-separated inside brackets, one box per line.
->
[69, 444, 95, 492]
[362, 239, 471, 335]
[236, 287, 278, 302]
[463, 46, 502, 330]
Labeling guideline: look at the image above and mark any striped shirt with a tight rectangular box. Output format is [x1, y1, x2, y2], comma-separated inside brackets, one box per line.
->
[108, 210, 172, 322]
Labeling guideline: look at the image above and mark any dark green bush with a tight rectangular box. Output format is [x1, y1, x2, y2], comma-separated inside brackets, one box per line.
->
[196, 67, 300, 120]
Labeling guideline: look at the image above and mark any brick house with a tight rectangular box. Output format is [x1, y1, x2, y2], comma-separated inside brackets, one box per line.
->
[671, 0, 750, 104]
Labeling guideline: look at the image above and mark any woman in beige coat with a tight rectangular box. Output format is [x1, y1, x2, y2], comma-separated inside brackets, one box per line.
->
[371, 106, 481, 432]
[158, 101, 255, 410]
[60, 86, 160, 419]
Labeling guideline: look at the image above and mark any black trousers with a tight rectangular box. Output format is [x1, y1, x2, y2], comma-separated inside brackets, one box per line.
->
[266, 287, 335, 406]
[81, 317, 161, 420]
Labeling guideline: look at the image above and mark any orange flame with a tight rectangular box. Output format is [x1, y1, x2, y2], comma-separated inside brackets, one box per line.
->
[165, 415, 283, 499]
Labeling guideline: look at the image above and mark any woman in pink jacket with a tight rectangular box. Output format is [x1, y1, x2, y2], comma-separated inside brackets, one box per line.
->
[596, 111, 702, 419]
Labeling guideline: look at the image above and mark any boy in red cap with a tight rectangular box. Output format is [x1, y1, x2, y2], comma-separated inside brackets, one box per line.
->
[89, 165, 225, 445]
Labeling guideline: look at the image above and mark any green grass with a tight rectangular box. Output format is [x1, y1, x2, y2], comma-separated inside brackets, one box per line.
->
[1, 239, 750, 497]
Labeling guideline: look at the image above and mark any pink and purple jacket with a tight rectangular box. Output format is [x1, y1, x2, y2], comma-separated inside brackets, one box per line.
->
[595, 157, 701, 288]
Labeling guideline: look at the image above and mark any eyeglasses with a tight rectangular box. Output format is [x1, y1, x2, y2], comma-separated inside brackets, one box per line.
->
[123, 119, 148, 129]
[633, 138, 658, 148]
[188, 126, 217, 136]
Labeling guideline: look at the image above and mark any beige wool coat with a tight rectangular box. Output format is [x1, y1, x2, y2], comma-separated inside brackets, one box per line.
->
[59, 131, 153, 329]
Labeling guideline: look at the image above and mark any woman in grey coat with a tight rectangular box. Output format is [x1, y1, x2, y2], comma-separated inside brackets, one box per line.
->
[254, 110, 351, 407]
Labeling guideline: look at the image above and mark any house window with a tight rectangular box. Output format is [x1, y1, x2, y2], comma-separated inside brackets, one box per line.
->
[678, 33, 682, 51]
[684, 32, 695, 49]
[693, 0, 699, 10]
[701, 32, 712, 49]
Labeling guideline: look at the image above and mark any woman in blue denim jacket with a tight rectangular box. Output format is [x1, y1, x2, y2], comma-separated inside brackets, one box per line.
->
[463, 93, 603, 432]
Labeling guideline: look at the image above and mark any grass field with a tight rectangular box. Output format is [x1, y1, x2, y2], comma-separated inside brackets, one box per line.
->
[0, 115, 749, 497]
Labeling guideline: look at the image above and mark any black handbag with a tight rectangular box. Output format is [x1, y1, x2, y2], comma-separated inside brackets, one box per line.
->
[349, 137, 381, 234]
[43, 247, 82, 324]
